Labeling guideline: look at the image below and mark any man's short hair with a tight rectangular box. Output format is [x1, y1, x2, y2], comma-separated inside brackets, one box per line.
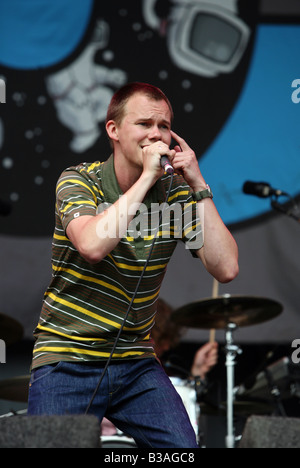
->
[106, 82, 174, 127]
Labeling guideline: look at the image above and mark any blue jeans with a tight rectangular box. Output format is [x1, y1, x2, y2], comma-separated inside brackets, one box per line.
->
[27, 358, 199, 448]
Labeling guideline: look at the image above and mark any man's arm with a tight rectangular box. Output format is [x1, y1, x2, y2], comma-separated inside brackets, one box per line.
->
[170, 130, 239, 284]
[66, 141, 173, 265]
[66, 171, 156, 264]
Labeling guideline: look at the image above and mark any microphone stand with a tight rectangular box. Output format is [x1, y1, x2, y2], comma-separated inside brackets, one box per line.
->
[224, 323, 242, 449]
[271, 193, 300, 224]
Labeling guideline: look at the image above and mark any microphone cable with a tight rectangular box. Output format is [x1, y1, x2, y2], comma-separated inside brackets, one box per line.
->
[85, 171, 174, 415]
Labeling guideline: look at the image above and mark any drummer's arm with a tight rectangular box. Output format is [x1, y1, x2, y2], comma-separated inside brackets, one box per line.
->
[191, 342, 219, 379]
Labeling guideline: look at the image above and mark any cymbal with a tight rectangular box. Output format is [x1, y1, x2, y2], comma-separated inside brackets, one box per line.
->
[0, 313, 23, 345]
[0, 375, 30, 402]
[172, 295, 283, 329]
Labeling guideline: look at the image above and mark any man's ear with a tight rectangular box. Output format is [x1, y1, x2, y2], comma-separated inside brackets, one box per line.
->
[106, 120, 119, 142]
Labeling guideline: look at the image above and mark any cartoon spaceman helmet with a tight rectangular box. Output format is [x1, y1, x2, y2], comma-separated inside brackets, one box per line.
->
[142, 0, 251, 77]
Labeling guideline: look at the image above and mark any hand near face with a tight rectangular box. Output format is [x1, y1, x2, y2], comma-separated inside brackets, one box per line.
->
[170, 130, 206, 191]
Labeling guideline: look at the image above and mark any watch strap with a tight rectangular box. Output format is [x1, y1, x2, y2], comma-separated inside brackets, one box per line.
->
[191, 186, 213, 201]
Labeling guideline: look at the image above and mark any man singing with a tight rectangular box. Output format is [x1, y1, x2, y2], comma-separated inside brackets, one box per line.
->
[28, 82, 238, 448]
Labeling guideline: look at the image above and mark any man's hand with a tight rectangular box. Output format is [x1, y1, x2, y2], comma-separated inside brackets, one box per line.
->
[170, 130, 206, 191]
[169, 131, 239, 284]
[142, 140, 176, 181]
[191, 342, 219, 379]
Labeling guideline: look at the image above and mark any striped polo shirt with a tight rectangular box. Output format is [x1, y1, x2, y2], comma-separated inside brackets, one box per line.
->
[32, 155, 203, 369]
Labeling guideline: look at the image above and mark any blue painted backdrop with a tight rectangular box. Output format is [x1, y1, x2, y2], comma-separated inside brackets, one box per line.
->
[201, 24, 300, 225]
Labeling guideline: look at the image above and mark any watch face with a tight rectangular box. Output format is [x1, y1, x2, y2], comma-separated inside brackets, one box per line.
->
[206, 188, 213, 198]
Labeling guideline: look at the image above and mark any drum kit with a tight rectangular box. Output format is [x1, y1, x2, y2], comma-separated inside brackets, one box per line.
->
[0, 294, 295, 448]
[171, 293, 284, 448]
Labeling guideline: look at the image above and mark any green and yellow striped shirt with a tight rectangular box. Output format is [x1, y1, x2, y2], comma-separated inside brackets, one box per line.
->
[32, 155, 203, 369]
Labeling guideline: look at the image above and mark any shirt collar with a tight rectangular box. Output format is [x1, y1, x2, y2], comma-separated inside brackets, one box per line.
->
[101, 154, 167, 207]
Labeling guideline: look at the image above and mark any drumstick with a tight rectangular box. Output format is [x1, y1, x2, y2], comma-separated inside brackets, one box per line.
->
[210, 278, 219, 343]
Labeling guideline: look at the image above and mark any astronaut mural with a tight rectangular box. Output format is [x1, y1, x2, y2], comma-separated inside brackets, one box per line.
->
[1, 0, 300, 234]
[0, 0, 259, 236]
[46, 19, 127, 154]
[141, 0, 300, 226]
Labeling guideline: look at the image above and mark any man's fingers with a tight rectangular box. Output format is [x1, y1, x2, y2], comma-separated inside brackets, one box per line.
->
[173, 145, 182, 153]
[171, 130, 189, 150]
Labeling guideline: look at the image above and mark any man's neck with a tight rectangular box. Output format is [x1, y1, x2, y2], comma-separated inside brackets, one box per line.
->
[113, 155, 143, 194]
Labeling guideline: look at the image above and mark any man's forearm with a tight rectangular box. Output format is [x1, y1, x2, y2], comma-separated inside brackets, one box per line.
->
[66, 172, 155, 264]
[196, 198, 239, 283]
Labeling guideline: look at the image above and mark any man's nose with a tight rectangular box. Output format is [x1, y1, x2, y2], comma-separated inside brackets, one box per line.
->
[148, 125, 162, 141]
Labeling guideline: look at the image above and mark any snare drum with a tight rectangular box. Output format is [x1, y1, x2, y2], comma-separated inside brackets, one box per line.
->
[170, 377, 199, 436]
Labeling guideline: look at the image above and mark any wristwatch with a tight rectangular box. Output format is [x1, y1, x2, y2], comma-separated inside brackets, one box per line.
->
[192, 185, 213, 201]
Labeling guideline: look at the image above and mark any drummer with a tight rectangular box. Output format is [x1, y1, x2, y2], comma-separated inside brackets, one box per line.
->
[152, 299, 218, 379]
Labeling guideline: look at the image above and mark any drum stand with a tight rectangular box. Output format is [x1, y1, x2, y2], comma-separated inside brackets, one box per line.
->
[225, 323, 242, 449]
[172, 294, 283, 448]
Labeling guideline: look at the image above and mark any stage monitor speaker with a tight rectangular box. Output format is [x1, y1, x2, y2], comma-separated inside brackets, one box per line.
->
[0, 415, 101, 448]
[239, 415, 300, 448]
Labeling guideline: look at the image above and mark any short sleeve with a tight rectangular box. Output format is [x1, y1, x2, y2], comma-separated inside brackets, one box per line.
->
[56, 168, 100, 232]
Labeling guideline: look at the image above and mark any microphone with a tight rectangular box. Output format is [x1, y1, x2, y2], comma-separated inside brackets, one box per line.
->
[243, 181, 287, 199]
[160, 155, 174, 175]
